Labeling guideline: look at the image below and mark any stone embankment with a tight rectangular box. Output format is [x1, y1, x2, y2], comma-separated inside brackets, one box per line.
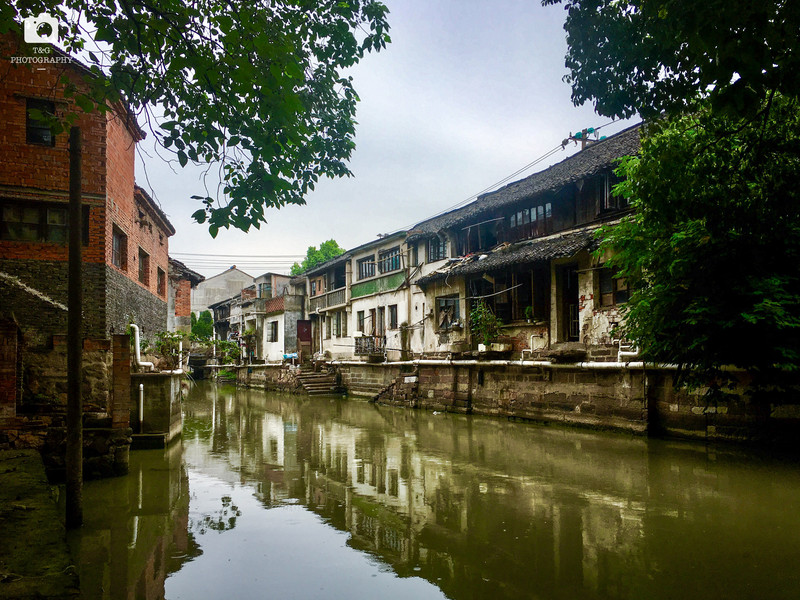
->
[0, 450, 79, 599]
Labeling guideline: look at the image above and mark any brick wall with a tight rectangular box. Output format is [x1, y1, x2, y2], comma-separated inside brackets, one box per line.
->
[105, 265, 167, 339]
[0, 36, 107, 196]
[174, 279, 192, 317]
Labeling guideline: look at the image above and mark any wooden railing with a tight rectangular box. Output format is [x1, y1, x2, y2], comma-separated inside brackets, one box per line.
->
[309, 287, 347, 312]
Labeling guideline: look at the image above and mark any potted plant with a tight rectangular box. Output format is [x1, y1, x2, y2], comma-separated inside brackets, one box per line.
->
[470, 299, 504, 352]
[524, 305, 534, 323]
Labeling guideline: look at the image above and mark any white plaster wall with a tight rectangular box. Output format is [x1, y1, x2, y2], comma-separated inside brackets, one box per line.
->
[262, 316, 286, 362]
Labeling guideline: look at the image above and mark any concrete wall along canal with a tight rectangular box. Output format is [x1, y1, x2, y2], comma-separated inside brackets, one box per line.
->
[230, 361, 800, 445]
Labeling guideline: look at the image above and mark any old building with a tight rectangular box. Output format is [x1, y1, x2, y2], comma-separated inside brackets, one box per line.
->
[209, 273, 305, 363]
[167, 258, 204, 333]
[190, 266, 254, 317]
[0, 35, 175, 345]
[410, 124, 642, 359]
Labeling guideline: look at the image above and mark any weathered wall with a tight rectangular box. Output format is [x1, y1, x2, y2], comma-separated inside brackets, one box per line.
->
[235, 364, 302, 393]
[106, 266, 167, 339]
[336, 362, 800, 444]
[0, 258, 107, 341]
[130, 372, 182, 443]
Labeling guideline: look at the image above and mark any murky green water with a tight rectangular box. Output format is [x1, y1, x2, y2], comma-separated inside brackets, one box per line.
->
[71, 381, 800, 599]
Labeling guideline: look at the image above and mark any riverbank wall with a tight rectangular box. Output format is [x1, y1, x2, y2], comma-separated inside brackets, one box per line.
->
[234, 361, 800, 446]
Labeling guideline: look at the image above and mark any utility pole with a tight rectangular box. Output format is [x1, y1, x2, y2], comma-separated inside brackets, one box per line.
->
[66, 126, 83, 528]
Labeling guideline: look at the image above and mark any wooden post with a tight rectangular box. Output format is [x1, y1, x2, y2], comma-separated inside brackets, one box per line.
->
[66, 126, 83, 528]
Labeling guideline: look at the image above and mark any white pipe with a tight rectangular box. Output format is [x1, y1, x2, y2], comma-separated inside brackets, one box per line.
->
[138, 383, 144, 431]
[130, 324, 154, 371]
[328, 358, 683, 371]
[178, 341, 183, 370]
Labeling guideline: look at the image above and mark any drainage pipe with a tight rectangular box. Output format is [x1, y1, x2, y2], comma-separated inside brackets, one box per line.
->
[330, 358, 683, 371]
[129, 324, 154, 371]
[138, 383, 144, 432]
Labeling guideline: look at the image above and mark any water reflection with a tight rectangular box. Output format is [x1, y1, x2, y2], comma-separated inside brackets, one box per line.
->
[67, 442, 199, 599]
[75, 382, 800, 600]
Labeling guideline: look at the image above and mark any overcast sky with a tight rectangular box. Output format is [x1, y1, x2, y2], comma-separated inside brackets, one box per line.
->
[137, 0, 635, 278]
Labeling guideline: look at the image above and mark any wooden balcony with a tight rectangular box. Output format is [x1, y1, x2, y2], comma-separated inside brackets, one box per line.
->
[309, 287, 347, 312]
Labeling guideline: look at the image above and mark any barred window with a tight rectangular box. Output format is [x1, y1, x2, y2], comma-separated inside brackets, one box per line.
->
[378, 246, 400, 273]
[357, 255, 375, 280]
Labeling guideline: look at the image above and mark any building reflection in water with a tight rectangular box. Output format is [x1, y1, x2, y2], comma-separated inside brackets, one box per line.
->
[74, 382, 800, 600]
[68, 440, 200, 600]
[177, 383, 800, 600]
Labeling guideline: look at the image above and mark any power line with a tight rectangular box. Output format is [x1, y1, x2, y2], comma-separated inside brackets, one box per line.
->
[172, 252, 305, 258]
[390, 120, 620, 234]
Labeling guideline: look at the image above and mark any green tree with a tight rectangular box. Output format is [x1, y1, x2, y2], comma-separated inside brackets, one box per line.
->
[191, 310, 214, 340]
[600, 97, 800, 385]
[543, 0, 800, 119]
[2, 1, 390, 235]
[290, 239, 345, 275]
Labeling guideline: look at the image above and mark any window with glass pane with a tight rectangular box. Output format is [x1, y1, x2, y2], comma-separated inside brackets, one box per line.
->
[357, 311, 365, 333]
[1, 205, 39, 241]
[599, 267, 629, 306]
[378, 246, 400, 273]
[389, 305, 398, 329]
[357, 255, 375, 280]
[46, 208, 67, 242]
[428, 237, 447, 261]
[26, 99, 56, 146]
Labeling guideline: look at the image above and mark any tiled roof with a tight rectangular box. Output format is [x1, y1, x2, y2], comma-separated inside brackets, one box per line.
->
[415, 226, 604, 285]
[407, 123, 641, 241]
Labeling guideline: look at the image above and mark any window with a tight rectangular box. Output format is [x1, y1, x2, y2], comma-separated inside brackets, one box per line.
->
[258, 282, 272, 299]
[377, 307, 385, 336]
[112, 226, 127, 270]
[157, 267, 166, 296]
[408, 244, 418, 267]
[325, 316, 331, 339]
[341, 311, 347, 337]
[428, 237, 447, 262]
[378, 246, 401, 273]
[0, 202, 89, 244]
[508, 202, 553, 238]
[388, 305, 398, 330]
[357, 311, 365, 334]
[333, 311, 341, 337]
[138, 248, 150, 286]
[357, 255, 375, 280]
[436, 295, 460, 330]
[266, 321, 279, 343]
[599, 267, 629, 306]
[26, 99, 55, 146]
[310, 280, 317, 296]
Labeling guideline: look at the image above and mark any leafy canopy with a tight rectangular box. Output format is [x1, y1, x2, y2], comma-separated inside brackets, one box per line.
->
[1, 1, 390, 236]
[290, 239, 345, 275]
[600, 96, 800, 382]
[543, 0, 800, 119]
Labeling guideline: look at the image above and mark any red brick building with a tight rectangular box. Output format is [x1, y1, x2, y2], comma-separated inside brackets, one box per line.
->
[168, 258, 204, 333]
[0, 33, 175, 346]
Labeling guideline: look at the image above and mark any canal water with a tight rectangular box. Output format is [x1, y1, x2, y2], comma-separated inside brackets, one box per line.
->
[70, 381, 800, 599]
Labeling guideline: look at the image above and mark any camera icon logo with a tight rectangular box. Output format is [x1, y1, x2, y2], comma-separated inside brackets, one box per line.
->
[24, 13, 58, 45]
